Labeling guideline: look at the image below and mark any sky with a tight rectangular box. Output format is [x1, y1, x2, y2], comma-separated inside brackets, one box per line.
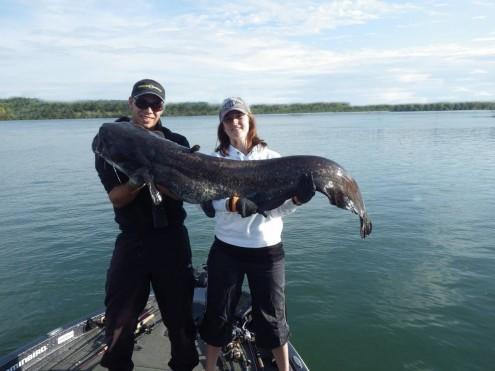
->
[0, 0, 494, 105]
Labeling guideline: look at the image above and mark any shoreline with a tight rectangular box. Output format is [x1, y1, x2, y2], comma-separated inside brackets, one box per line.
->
[0, 98, 494, 121]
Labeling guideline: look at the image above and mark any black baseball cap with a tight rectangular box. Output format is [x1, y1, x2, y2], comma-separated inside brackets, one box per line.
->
[131, 79, 165, 102]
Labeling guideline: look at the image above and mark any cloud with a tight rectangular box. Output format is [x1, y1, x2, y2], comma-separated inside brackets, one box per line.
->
[397, 73, 432, 83]
[472, 0, 495, 7]
[473, 36, 495, 42]
[188, 0, 417, 35]
[0, 0, 494, 104]
[431, 2, 448, 6]
[470, 69, 488, 74]
[451, 86, 493, 98]
[368, 88, 421, 104]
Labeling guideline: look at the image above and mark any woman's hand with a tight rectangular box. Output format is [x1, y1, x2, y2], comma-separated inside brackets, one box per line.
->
[235, 197, 258, 217]
[228, 196, 267, 218]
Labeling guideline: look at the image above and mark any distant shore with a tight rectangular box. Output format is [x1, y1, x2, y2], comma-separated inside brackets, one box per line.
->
[0, 97, 494, 121]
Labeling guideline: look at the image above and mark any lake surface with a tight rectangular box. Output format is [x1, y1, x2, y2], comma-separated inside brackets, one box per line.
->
[0, 111, 494, 371]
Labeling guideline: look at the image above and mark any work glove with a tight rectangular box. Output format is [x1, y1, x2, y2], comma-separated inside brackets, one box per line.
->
[228, 197, 261, 218]
[200, 200, 216, 218]
[292, 173, 316, 205]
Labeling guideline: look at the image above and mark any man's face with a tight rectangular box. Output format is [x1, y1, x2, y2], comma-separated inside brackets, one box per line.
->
[128, 94, 164, 129]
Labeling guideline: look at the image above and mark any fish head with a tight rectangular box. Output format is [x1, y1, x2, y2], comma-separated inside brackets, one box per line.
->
[92, 122, 153, 178]
[360, 215, 373, 239]
[314, 164, 372, 239]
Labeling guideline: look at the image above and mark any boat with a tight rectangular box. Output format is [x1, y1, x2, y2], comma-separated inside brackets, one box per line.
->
[0, 267, 309, 370]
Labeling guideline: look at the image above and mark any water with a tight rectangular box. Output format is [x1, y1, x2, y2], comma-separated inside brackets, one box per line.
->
[1, 111, 494, 371]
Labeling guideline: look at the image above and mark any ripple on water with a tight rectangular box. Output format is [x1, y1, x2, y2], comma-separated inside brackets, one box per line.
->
[1, 115, 495, 370]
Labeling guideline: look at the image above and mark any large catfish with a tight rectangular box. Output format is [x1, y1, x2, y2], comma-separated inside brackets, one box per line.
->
[92, 122, 372, 238]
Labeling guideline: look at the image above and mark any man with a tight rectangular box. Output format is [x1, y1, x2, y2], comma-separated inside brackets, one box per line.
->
[94, 79, 199, 371]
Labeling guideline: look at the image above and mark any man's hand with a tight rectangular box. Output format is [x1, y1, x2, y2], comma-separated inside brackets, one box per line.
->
[292, 173, 316, 205]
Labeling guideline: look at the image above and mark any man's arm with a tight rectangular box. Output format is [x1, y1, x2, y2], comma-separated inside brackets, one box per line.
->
[95, 153, 145, 208]
[108, 181, 145, 208]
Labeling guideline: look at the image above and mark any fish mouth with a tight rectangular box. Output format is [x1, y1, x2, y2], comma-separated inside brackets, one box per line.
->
[91, 133, 105, 157]
[92, 130, 116, 165]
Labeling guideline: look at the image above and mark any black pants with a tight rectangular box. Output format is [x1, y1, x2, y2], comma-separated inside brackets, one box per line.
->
[200, 238, 289, 350]
[100, 226, 199, 371]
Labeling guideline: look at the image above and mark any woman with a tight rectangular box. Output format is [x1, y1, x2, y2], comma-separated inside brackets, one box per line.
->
[199, 97, 315, 371]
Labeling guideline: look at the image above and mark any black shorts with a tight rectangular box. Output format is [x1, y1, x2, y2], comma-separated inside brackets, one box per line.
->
[199, 237, 289, 349]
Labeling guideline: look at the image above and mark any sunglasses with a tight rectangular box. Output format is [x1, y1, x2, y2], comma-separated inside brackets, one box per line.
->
[134, 97, 164, 111]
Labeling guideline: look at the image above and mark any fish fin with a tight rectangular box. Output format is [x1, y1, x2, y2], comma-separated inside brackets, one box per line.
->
[200, 200, 215, 218]
[136, 170, 163, 205]
[258, 210, 268, 217]
[147, 182, 163, 205]
[189, 144, 201, 153]
[322, 185, 355, 212]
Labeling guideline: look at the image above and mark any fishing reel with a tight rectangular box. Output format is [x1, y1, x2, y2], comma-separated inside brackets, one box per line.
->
[221, 309, 269, 370]
[223, 340, 251, 368]
[193, 264, 208, 288]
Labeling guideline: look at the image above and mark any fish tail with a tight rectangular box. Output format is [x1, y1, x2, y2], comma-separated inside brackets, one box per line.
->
[360, 215, 372, 239]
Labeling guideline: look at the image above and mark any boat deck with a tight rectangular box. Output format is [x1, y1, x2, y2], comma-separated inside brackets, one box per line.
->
[31, 291, 246, 370]
[1, 287, 308, 370]
[79, 309, 210, 370]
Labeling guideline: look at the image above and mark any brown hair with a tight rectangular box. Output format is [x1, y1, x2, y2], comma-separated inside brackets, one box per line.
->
[215, 113, 267, 156]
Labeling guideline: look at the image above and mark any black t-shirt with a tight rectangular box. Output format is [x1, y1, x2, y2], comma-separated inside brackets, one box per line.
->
[95, 119, 189, 232]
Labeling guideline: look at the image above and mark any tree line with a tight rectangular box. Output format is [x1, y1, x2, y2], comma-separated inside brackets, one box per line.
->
[0, 97, 494, 121]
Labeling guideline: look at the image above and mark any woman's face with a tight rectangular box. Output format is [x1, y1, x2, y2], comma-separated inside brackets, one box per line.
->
[222, 110, 250, 143]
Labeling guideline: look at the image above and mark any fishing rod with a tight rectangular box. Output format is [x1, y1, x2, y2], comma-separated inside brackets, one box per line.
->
[73, 307, 157, 369]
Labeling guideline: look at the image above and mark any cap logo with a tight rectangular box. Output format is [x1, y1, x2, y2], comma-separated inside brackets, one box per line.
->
[137, 83, 162, 93]
[224, 98, 243, 109]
